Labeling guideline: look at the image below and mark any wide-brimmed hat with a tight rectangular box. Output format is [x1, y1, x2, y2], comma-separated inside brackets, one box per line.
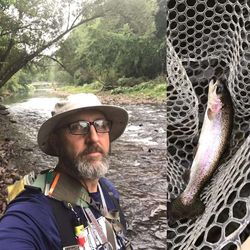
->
[37, 93, 128, 156]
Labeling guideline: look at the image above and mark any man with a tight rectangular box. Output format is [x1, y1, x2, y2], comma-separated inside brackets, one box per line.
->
[0, 93, 132, 250]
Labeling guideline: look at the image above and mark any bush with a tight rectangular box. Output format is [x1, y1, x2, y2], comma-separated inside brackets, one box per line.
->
[73, 69, 94, 85]
[110, 86, 128, 94]
[110, 76, 166, 101]
[3, 73, 29, 94]
[99, 69, 119, 90]
[55, 71, 73, 84]
[117, 77, 145, 87]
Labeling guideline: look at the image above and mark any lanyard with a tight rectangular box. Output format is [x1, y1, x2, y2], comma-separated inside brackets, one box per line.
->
[98, 183, 108, 215]
[48, 172, 60, 196]
[84, 207, 108, 244]
[48, 172, 109, 215]
[48, 172, 115, 249]
[83, 207, 113, 250]
[47, 172, 90, 208]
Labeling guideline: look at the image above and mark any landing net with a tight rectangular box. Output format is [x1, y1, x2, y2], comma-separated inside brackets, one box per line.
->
[167, 0, 250, 249]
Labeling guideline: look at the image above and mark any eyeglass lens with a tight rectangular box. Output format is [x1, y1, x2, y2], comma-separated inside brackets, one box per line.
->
[68, 119, 111, 135]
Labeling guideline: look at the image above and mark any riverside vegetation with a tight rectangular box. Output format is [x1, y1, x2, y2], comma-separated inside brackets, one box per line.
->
[0, 76, 166, 104]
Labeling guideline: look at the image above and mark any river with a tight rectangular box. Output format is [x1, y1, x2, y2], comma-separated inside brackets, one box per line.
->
[4, 93, 167, 249]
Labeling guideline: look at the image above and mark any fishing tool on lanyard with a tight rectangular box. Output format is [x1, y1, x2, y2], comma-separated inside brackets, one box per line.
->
[48, 172, 115, 249]
[66, 202, 87, 249]
[83, 207, 113, 250]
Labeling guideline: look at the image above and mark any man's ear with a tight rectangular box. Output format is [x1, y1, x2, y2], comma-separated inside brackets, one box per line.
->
[109, 138, 111, 155]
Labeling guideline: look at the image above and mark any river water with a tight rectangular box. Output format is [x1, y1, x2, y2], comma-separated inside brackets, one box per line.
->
[5, 94, 167, 249]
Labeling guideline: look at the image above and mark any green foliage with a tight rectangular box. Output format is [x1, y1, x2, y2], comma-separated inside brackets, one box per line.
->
[0, 0, 15, 8]
[155, 0, 167, 39]
[0, 69, 33, 94]
[103, 0, 157, 35]
[0, 0, 165, 97]
[111, 76, 166, 101]
[0, 0, 106, 89]
[54, 70, 73, 84]
[74, 68, 94, 86]
[25, 57, 74, 84]
[55, 76, 165, 101]
[83, 26, 162, 81]
[97, 68, 119, 90]
[59, 81, 103, 93]
[53, 0, 165, 89]
[117, 77, 145, 87]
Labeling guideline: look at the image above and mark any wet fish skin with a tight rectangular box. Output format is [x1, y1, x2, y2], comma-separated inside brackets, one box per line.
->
[168, 78, 234, 220]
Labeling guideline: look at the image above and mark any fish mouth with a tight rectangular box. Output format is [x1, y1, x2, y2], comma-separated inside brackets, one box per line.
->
[209, 78, 225, 97]
[208, 78, 224, 113]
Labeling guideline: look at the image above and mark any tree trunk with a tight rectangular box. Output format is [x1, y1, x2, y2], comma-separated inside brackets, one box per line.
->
[0, 14, 103, 88]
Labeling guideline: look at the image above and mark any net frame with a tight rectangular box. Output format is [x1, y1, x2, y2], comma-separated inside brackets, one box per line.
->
[167, 0, 250, 249]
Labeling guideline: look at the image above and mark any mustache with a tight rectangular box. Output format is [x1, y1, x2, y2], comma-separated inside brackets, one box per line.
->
[81, 144, 105, 156]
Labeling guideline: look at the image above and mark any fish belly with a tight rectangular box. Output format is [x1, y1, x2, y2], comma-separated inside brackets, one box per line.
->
[181, 115, 224, 205]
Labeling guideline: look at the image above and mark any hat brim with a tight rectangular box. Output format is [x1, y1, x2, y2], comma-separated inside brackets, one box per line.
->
[37, 105, 128, 156]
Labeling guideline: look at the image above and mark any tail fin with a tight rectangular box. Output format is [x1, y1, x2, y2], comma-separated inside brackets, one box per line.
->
[168, 196, 205, 221]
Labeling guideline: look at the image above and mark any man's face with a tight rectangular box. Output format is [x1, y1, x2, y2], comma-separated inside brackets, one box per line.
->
[56, 110, 110, 180]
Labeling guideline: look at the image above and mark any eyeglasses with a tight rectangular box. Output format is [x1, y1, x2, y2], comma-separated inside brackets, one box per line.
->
[67, 119, 112, 135]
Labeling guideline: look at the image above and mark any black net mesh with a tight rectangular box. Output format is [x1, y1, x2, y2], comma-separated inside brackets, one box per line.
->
[167, 0, 250, 249]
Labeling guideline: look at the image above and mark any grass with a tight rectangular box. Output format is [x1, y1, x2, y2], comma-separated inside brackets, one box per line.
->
[111, 77, 166, 101]
[57, 76, 166, 102]
[0, 76, 166, 105]
[58, 81, 103, 94]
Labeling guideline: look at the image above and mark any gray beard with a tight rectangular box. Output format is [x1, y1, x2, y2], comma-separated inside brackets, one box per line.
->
[74, 155, 109, 180]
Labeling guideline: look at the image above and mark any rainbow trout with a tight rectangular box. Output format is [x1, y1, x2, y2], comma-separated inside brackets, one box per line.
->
[169, 78, 234, 220]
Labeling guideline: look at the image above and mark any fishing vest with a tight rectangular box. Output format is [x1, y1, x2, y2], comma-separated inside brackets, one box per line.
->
[7, 169, 133, 250]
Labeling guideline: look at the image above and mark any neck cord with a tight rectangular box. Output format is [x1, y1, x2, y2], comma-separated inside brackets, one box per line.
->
[81, 208, 102, 248]
[84, 207, 109, 245]
[98, 183, 108, 215]
[48, 172, 114, 249]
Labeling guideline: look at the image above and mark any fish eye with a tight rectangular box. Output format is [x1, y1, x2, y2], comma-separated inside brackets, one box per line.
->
[216, 84, 224, 95]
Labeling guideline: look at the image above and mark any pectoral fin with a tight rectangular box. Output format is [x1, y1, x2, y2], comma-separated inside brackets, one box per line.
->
[207, 108, 216, 120]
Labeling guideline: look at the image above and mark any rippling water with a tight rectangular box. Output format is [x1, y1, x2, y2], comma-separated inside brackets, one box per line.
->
[7, 96, 167, 249]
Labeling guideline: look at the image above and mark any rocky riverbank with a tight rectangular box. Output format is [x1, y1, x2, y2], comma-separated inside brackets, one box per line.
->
[0, 105, 19, 214]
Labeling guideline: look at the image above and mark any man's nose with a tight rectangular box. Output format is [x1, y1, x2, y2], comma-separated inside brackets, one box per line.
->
[86, 124, 99, 143]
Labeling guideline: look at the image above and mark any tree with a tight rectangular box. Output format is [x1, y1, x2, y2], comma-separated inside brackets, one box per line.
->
[155, 0, 166, 40]
[154, 0, 166, 73]
[0, 0, 106, 88]
[98, 0, 157, 35]
[53, 0, 163, 88]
